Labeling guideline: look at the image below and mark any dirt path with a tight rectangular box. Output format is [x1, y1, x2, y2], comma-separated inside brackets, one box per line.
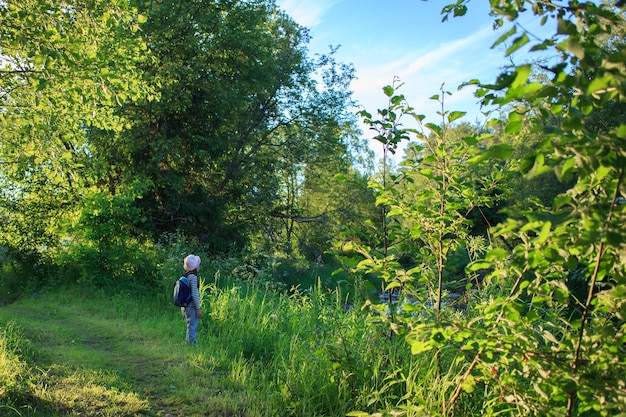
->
[1, 295, 257, 417]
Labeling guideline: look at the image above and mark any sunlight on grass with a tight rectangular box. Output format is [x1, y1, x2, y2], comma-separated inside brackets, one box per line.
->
[0, 279, 467, 416]
[40, 367, 149, 417]
[0, 324, 31, 409]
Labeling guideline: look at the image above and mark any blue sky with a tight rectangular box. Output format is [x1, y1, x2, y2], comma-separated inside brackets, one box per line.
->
[275, 0, 551, 160]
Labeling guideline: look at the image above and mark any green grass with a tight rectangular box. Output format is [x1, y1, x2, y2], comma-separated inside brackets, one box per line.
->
[0, 278, 486, 417]
[0, 289, 274, 417]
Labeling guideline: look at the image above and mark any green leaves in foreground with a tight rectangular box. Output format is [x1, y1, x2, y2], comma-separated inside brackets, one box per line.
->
[347, 1, 626, 416]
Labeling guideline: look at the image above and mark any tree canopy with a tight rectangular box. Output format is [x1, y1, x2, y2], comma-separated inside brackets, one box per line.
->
[0, 0, 371, 282]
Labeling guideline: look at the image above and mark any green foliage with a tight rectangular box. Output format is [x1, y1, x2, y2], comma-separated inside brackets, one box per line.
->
[0, 253, 30, 305]
[343, 1, 626, 416]
[1, 0, 624, 415]
[55, 186, 160, 289]
[0, 0, 155, 289]
[251, 49, 375, 260]
[203, 277, 420, 416]
[0, 266, 442, 417]
[461, 1, 626, 415]
[351, 83, 506, 308]
[92, 0, 368, 255]
[341, 84, 514, 415]
[0, 0, 367, 291]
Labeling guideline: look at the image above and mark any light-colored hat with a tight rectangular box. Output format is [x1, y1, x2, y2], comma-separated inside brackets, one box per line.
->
[184, 254, 201, 272]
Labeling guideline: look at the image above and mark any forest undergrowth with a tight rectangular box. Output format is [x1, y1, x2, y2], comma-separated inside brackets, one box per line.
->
[1, 246, 625, 417]
[0, 272, 427, 417]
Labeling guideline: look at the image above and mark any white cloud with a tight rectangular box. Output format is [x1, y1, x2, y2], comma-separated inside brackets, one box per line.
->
[275, 0, 524, 162]
[349, 25, 505, 162]
[352, 25, 499, 121]
[407, 29, 494, 81]
[276, 0, 343, 28]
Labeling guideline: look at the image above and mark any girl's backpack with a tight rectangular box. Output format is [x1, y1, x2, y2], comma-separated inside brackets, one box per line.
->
[173, 276, 192, 307]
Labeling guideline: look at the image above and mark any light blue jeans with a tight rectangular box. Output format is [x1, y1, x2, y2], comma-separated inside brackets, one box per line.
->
[182, 305, 198, 346]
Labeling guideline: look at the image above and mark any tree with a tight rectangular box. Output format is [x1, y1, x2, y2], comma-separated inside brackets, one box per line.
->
[78, 0, 310, 250]
[80, 0, 371, 260]
[348, 83, 508, 333]
[259, 49, 376, 260]
[0, 0, 153, 276]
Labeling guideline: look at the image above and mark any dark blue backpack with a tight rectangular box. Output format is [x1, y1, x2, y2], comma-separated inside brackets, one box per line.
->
[173, 276, 192, 307]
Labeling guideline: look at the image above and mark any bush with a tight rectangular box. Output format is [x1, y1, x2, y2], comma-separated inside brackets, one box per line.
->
[0, 249, 56, 304]
[0, 260, 21, 306]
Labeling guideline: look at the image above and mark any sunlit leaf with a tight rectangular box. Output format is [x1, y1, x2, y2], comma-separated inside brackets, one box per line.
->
[462, 135, 478, 146]
[537, 221, 551, 244]
[387, 208, 404, 217]
[492, 26, 516, 49]
[505, 33, 529, 56]
[485, 248, 508, 261]
[420, 168, 433, 179]
[596, 165, 612, 182]
[511, 65, 531, 88]
[587, 76, 612, 95]
[461, 374, 476, 393]
[425, 123, 442, 137]
[504, 119, 522, 135]
[552, 194, 572, 209]
[409, 340, 432, 355]
[447, 111, 466, 123]
[467, 261, 491, 271]
[556, 157, 576, 182]
[467, 143, 513, 164]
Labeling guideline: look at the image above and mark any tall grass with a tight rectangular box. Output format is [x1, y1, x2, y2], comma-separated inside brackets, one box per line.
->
[1, 252, 494, 416]
[200, 275, 449, 416]
[0, 323, 32, 414]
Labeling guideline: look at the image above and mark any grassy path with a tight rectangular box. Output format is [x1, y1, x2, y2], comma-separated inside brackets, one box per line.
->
[0, 292, 266, 417]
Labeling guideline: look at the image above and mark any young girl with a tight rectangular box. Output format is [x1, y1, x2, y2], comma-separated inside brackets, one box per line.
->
[182, 254, 203, 346]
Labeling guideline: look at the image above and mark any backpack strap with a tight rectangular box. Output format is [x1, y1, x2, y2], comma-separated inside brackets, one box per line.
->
[184, 271, 200, 289]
